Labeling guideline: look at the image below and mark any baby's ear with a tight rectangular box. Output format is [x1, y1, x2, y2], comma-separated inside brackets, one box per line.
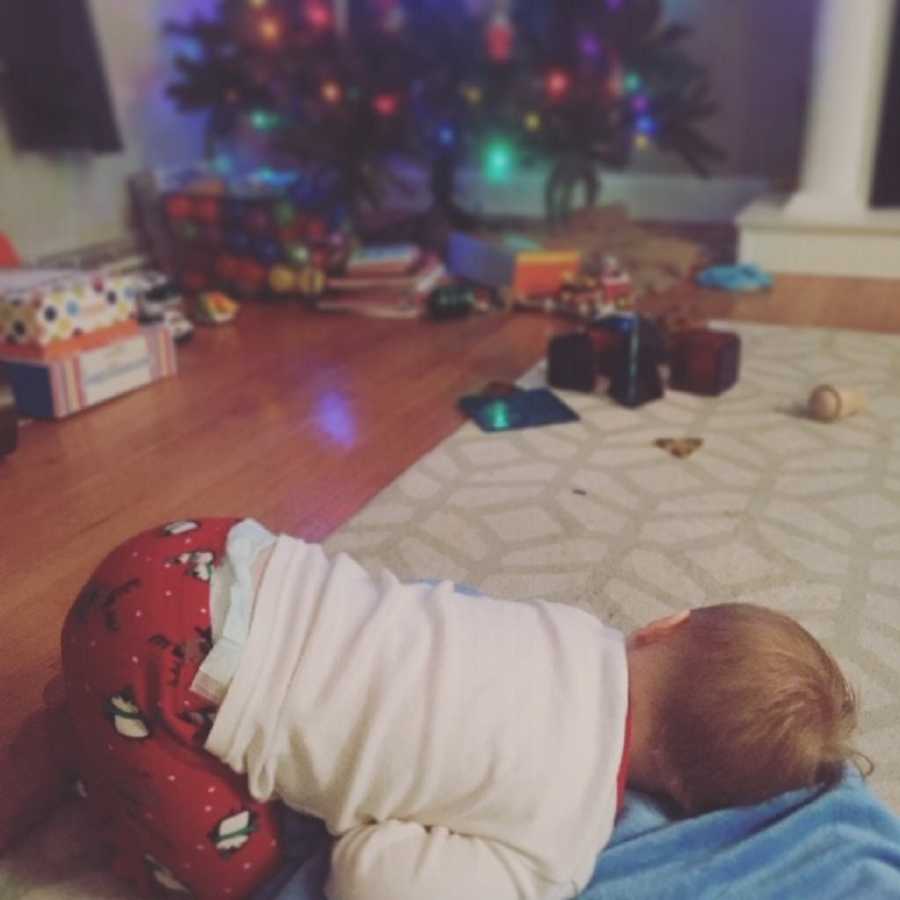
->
[630, 610, 690, 648]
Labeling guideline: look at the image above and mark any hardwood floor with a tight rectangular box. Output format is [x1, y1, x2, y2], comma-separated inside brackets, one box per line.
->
[2, 269, 900, 847]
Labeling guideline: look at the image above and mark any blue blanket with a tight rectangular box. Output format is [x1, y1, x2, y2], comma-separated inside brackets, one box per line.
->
[252, 771, 900, 900]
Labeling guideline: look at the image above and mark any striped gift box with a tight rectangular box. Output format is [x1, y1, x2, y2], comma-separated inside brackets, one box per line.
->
[0, 325, 177, 419]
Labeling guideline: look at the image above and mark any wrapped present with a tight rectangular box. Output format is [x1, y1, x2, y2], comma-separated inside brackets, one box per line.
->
[0, 320, 140, 362]
[156, 165, 351, 300]
[548, 332, 596, 393]
[346, 244, 422, 276]
[1, 325, 176, 419]
[447, 232, 581, 297]
[669, 328, 741, 396]
[0, 270, 137, 349]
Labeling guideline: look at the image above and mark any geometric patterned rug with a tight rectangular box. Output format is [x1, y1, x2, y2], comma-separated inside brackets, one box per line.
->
[324, 322, 900, 814]
[2, 321, 899, 898]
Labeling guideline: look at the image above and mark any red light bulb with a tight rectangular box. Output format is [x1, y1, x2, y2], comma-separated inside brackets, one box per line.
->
[546, 69, 570, 99]
[373, 94, 399, 116]
[306, 2, 332, 29]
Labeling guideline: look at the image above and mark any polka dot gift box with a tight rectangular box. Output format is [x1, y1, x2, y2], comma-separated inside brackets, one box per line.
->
[0, 270, 137, 350]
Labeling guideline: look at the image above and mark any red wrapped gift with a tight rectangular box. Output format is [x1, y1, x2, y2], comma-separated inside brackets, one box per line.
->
[669, 328, 741, 396]
[589, 328, 624, 377]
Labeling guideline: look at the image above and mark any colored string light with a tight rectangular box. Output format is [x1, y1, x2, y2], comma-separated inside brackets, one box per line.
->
[259, 15, 282, 43]
[373, 94, 399, 116]
[306, 2, 332, 29]
[632, 94, 650, 113]
[624, 72, 643, 94]
[484, 140, 514, 182]
[322, 81, 342, 104]
[546, 69, 570, 99]
[251, 109, 280, 130]
[486, 11, 514, 63]
[635, 115, 657, 135]
[463, 84, 483, 105]
[579, 34, 602, 59]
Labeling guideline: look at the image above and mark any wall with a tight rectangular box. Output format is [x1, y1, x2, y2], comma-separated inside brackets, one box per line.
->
[0, 0, 211, 261]
[629, 0, 819, 185]
[0, 0, 820, 257]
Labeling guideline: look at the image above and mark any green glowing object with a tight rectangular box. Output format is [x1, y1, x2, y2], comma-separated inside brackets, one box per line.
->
[487, 401, 511, 430]
[251, 109, 280, 131]
[484, 140, 514, 182]
[624, 72, 642, 94]
[275, 201, 296, 226]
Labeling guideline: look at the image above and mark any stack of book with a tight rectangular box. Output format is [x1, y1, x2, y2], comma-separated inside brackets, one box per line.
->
[316, 244, 447, 318]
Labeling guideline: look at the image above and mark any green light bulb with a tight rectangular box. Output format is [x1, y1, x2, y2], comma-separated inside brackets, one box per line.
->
[484, 141, 514, 182]
[251, 109, 279, 131]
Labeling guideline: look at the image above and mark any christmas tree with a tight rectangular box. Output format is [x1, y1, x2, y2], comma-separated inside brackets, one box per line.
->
[167, 0, 723, 224]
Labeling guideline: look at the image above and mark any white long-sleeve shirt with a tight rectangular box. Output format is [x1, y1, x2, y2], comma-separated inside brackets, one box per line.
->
[205, 532, 629, 900]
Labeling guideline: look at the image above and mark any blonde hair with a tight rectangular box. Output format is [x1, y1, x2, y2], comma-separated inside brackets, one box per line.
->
[658, 603, 871, 814]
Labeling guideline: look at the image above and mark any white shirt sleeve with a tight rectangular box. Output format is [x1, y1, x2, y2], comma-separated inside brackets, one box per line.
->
[327, 821, 575, 900]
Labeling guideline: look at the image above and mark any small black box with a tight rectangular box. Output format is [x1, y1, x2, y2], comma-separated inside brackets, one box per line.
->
[548, 332, 596, 393]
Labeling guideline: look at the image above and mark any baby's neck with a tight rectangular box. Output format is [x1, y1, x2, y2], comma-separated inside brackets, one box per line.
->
[624, 642, 673, 797]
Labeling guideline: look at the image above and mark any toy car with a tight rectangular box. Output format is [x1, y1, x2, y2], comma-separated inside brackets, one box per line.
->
[195, 292, 240, 324]
[135, 273, 195, 343]
[159, 307, 195, 343]
[598, 255, 633, 307]
[136, 274, 183, 316]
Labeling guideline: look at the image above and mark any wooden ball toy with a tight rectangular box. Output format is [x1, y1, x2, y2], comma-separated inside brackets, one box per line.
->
[808, 385, 866, 422]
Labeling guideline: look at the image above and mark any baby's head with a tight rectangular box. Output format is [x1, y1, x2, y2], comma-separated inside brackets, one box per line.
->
[626, 603, 870, 815]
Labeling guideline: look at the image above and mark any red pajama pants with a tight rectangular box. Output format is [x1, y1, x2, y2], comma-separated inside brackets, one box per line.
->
[61, 518, 283, 900]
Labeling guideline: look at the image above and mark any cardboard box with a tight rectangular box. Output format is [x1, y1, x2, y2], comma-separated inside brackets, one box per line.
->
[447, 232, 581, 297]
[1, 325, 177, 419]
[0, 269, 138, 348]
[0, 320, 140, 362]
[670, 329, 741, 396]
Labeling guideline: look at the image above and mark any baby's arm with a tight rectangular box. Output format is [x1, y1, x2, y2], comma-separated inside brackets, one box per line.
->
[327, 820, 560, 900]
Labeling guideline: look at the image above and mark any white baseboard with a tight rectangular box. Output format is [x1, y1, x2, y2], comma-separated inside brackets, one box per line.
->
[457, 169, 770, 224]
[738, 194, 900, 279]
[30, 236, 145, 271]
[386, 161, 769, 224]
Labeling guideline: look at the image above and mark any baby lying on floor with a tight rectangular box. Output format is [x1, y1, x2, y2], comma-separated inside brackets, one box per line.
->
[61, 518, 869, 900]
